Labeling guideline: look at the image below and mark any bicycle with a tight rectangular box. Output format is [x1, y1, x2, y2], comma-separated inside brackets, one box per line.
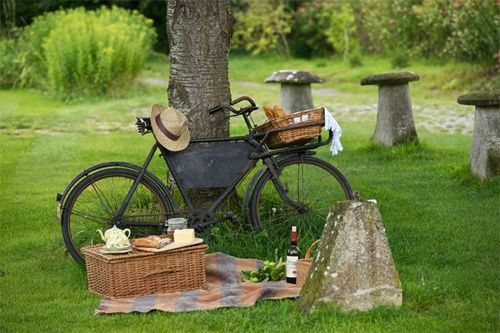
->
[57, 96, 354, 265]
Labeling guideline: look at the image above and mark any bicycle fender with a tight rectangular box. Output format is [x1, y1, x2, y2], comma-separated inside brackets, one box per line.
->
[56, 161, 176, 222]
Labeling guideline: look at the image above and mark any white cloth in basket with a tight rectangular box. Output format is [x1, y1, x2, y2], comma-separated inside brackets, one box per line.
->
[323, 107, 343, 155]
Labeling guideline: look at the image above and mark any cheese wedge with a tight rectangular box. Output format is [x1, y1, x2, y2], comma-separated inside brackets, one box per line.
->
[174, 229, 195, 244]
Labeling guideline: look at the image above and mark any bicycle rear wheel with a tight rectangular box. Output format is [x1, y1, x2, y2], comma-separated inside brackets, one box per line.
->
[61, 168, 171, 265]
[249, 155, 353, 243]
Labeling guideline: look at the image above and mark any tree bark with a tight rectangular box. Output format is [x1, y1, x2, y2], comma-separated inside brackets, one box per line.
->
[166, 0, 233, 209]
[166, 0, 233, 139]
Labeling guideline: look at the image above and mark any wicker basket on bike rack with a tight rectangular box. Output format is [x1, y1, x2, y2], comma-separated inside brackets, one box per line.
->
[296, 239, 320, 286]
[83, 243, 207, 298]
[254, 107, 325, 149]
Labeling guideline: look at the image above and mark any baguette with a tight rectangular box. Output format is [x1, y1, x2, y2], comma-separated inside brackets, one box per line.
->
[272, 105, 286, 118]
[132, 236, 161, 248]
[263, 105, 275, 120]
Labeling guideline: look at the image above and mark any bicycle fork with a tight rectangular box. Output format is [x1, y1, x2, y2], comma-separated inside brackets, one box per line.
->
[262, 157, 308, 213]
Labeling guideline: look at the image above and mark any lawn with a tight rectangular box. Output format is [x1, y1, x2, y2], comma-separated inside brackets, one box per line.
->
[0, 56, 498, 333]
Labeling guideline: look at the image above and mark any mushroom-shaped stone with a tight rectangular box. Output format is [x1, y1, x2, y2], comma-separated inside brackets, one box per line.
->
[360, 71, 419, 86]
[457, 91, 500, 107]
[360, 71, 419, 146]
[265, 70, 323, 113]
[457, 91, 500, 180]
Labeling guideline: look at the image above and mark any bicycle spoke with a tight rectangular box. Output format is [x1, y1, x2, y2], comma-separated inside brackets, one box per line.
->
[71, 209, 110, 223]
[89, 180, 114, 216]
[63, 169, 169, 265]
[253, 157, 350, 249]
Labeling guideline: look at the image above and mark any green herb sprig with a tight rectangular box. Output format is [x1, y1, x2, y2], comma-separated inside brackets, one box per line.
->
[240, 258, 286, 283]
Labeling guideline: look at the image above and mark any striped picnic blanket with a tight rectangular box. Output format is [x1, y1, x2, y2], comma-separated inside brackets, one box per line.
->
[96, 252, 301, 314]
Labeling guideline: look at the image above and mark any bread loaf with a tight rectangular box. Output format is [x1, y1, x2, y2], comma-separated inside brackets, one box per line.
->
[272, 105, 286, 118]
[263, 105, 275, 120]
[132, 236, 161, 248]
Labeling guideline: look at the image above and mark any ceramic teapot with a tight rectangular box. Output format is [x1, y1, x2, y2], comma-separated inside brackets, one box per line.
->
[97, 226, 131, 249]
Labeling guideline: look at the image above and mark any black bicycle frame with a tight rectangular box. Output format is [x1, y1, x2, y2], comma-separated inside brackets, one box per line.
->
[113, 125, 333, 229]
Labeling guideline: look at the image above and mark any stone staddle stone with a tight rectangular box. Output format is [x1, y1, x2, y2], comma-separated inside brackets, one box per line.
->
[298, 200, 402, 312]
[265, 70, 322, 113]
[361, 72, 419, 146]
[458, 91, 500, 180]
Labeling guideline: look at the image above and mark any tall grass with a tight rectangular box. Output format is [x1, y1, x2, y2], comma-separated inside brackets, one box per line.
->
[19, 6, 156, 99]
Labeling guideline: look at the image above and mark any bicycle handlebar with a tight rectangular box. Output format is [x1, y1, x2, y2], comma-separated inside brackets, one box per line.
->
[135, 96, 258, 136]
[230, 96, 256, 107]
[208, 96, 258, 116]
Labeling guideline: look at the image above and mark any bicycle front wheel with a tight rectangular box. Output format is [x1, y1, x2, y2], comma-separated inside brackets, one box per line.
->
[249, 155, 353, 239]
[61, 168, 171, 265]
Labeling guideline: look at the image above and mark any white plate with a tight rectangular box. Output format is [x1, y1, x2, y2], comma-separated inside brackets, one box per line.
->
[100, 246, 132, 254]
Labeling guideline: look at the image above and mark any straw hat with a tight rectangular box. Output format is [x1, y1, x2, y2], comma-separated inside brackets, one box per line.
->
[151, 104, 190, 151]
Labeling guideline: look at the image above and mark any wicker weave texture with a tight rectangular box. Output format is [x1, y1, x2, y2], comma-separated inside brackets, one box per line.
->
[83, 244, 207, 298]
[254, 107, 324, 149]
[296, 240, 320, 286]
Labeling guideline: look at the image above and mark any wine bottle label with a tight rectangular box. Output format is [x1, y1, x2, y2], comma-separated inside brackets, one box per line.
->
[286, 256, 298, 278]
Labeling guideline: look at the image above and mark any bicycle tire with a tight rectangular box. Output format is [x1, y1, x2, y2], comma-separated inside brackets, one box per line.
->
[61, 168, 171, 265]
[249, 155, 353, 233]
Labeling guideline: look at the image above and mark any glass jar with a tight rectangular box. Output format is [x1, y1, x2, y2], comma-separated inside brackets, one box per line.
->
[167, 217, 188, 241]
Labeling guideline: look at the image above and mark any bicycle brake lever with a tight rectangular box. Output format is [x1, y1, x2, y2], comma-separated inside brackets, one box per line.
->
[136, 117, 152, 135]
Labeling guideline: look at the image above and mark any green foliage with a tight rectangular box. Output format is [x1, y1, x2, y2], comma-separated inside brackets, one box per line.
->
[18, 6, 156, 99]
[0, 37, 22, 87]
[4, 0, 498, 64]
[291, 1, 358, 59]
[413, 0, 498, 62]
[323, 2, 358, 60]
[241, 258, 286, 283]
[391, 49, 411, 69]
[232, 0, 291, 57]
[4, 1, 168, 53]
[290, 1, 332, 58]
[353, 0, 498, 63]
[348, 49, 363, 68]
[17, 11, 61, 88]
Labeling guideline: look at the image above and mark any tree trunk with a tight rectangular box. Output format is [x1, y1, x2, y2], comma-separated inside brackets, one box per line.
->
[166, 0, 233, 139]
[166, 0, 233, 209]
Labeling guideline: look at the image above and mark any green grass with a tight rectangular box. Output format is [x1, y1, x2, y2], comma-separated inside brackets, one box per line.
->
[0, 56, 499, 333]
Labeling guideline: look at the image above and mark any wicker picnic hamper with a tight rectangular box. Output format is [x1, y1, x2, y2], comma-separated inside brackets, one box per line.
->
[296, 240, 320, 286]
[83, 243, 207, 298]
[254, 107, 325, 149]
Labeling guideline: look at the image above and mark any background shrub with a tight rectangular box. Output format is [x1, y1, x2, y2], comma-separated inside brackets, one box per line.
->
[289, 1, 332, 58]
[19, 6, 156, 99]
[348, 49, 363, 68]
[391, 49, 411, 69]
[353, 0, 498, 63]
[413, 0, 498, 62]
[322, 2, 358, 60]
[232, 0, 291, 57]
[0, 37, 22, 88]
[16, 11, 60, 88]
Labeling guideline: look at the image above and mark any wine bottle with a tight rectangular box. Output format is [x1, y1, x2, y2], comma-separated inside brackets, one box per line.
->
[286, 226, 300, 284]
